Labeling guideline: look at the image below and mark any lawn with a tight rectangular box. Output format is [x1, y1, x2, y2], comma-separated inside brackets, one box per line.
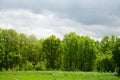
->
[0, 71, 120, 80]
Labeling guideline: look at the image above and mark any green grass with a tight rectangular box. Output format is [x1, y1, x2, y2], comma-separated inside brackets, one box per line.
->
[0, 71, 120, 80]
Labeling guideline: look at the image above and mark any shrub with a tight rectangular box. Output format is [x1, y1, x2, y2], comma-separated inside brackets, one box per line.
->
[96, 54, 115, 72]
[11, 66, 20, 71]
[116, 68, 120, 75]
[35, 62, 46, 71]
[24, 61, 34, 71]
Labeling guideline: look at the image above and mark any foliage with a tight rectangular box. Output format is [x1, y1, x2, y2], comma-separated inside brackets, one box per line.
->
[35, 62, 46, 71]
[23, 61, 34, 71]
[0, 28, 120, 75]
[42, 35, 61, 69]
[112, 38, 120, 74]
[96, 53, 115, 72]
[62, 32, 96, 71]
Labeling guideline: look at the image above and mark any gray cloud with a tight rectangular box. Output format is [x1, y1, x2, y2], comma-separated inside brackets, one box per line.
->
[0, 0, 120, 39]
[0, 9, 119, 40]
[1, 0, 120, 26]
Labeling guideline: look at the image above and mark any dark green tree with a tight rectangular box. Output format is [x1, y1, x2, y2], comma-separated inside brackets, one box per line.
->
[112, 38, 120, 74]
[0, 28, 5, 70]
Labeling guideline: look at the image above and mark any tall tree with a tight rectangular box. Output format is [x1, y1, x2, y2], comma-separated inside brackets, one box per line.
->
[0, 28, 5, 70]
[96, 35, 116, 72]
[112, 37, 120, 74]
[78, 36, 96, 71]
[62, 32, 96, 71]
[62, 32, 79, 70]
[43, 35, 61, 69]
[1, 29, 20, 70]
[17, 33, 30, 67]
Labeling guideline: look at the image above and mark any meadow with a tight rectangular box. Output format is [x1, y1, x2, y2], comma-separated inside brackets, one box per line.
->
[0, 71, 120, 80]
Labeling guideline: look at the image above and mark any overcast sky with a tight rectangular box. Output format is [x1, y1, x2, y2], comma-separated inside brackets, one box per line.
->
[0, 0, 120, 40]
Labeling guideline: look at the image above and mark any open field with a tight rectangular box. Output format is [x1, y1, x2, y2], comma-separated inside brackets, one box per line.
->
[0, 71, 120, 80]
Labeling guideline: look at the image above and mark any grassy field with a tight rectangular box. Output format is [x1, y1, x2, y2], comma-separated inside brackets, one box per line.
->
[0, 71, 120, 80]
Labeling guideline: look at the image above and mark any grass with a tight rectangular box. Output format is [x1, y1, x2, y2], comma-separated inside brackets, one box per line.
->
[0, 71, 120, 80]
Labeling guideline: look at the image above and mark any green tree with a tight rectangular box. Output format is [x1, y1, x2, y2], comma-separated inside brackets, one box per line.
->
[1, 29, 20, 70]
[62, 32, 79, 70]
[112, 38, 120, 74]
[37, 39, 45, 63]
[28, 35, 39, 65]
[96, 53, 114, 72]
[100, 35, 116, 54]
[17, 33, 30, 69]
[43, 35, 61, 69]
[0, 28, 5, 70]
[0, 27, 119, 72]
[78, 36, 96, 71]
[62, 32, 96, 71]
[96, 35, 116, 72]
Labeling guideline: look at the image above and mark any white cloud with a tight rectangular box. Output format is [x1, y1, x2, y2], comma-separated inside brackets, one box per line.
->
[0, 9, 120, 40]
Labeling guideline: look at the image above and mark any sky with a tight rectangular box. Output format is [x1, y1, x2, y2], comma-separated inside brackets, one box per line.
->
[0, 0, 120, 40]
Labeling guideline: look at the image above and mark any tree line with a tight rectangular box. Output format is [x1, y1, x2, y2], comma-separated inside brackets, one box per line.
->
[0, 28, 120, 74]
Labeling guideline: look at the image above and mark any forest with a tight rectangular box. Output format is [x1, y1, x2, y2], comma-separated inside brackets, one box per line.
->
[0, 28, 120, 75]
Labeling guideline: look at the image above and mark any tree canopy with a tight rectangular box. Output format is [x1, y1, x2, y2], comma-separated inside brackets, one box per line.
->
[0, 28, 120, 74]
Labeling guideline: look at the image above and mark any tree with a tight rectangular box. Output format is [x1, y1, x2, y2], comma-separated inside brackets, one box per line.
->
[96, 35, 116, 72]
[100, 36, 110, 54]
[27, 35, 39, 65]
[17, 33, 30, 69]
[100, 35, 116, 54]
[62, 32, 96, 71]
[62, 32, 79, 70]
[43, 35, 61, 69]
[78, 36, 96, 71]
[0, 28, 5, 70]
[1, 29, 20, 70]
[112, 38, 120, 74]
[0, 28, 119, 72]
[37, 39, 45, 63]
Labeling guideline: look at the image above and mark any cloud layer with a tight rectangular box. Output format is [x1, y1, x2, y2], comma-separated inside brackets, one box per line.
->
[0, 0, 120, 40]
[1, 0, 120, 25]
[0, 9, 119, 40]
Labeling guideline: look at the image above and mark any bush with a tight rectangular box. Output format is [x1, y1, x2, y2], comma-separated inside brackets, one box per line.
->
[116, 68, 120, 75]
[96, 54, 115, 72]
[35, 62, 46, 71]
[117, 69, 120, 75]
[2, 68, 6, 71]
[11, 66, 20, 71]
[23, 61, 34, 71]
